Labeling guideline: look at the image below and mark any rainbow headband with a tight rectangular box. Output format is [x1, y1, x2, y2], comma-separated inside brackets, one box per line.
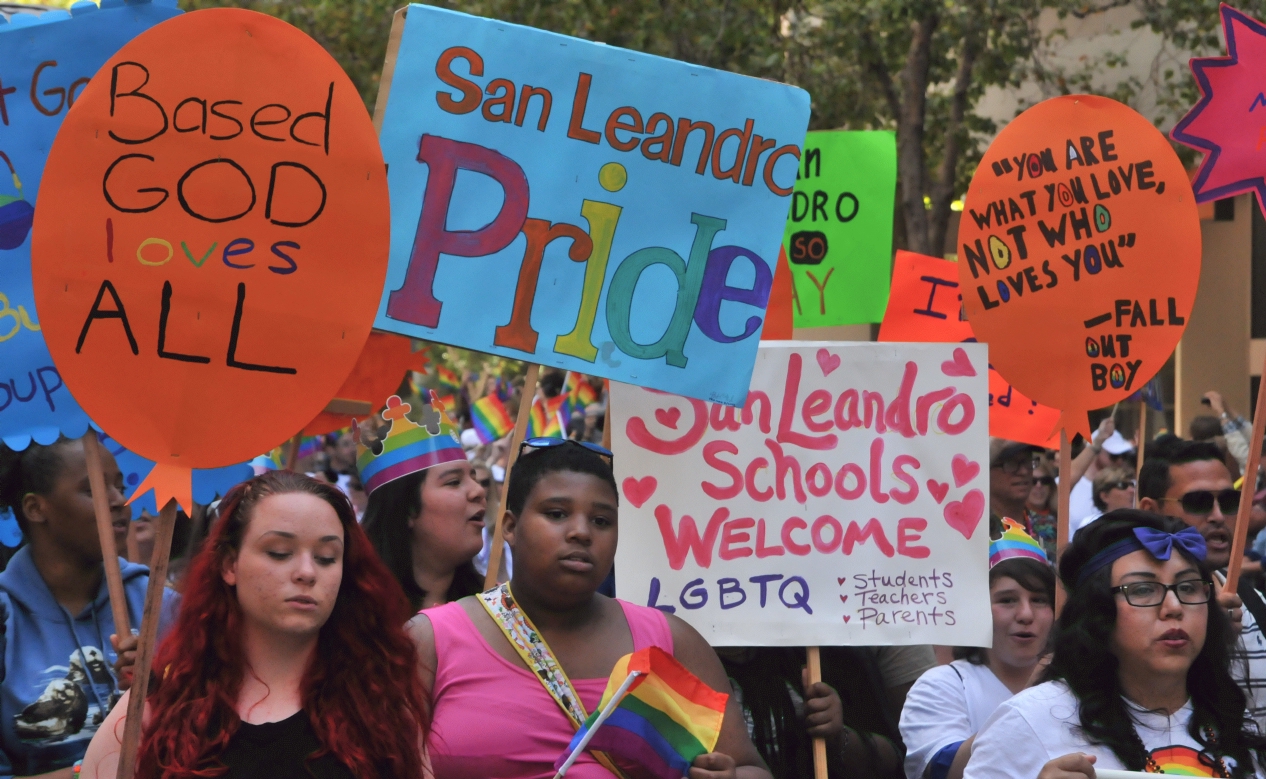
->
[989, 518, 1049, 567]
[356, 392, 465, 495]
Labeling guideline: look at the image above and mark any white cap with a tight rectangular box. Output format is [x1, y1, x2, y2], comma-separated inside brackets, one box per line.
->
[460, 428, 481, 449]
[1101, 430, 1134, 455]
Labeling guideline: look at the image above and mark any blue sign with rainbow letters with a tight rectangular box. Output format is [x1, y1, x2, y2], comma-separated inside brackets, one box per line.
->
[0, 0, 181, 451]
[375, 5, 810, 405]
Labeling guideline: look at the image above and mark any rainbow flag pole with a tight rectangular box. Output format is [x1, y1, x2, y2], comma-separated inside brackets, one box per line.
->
[553, 670, 644, 779]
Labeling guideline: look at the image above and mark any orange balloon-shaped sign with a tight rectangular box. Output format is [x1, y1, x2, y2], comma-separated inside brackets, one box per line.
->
[31, 9, 390, 510]
[958, 95, 1200, 437]
[303, 333, 429, 436]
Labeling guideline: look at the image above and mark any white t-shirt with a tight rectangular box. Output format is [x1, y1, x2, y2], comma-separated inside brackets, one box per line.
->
[1068, 476, 1096, 528]
[965, 681, 1260, 779]
[900, 660, 1014, 779]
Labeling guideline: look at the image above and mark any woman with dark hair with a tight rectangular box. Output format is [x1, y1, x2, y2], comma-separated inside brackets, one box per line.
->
[965, 509, 1266, 778]
[410, 438, 772, 778]
[78, 470, 429, 779]
[901, 520, 1055, 779]
[360, 393, 487, 611]
[0, 438, 177, 778]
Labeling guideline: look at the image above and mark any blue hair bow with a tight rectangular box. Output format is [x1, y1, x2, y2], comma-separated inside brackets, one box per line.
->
[1076, 525, 1208, 585]
[1133, 526, 1207, 562]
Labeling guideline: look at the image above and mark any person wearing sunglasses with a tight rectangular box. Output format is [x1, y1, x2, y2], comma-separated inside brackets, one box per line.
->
[1139, 438, 1266, 731]
[408, 438, 773, 779]
[964, 510, 1266, 778]
[1026, 461, 1058, 558]
[989, 439, 1042, 529]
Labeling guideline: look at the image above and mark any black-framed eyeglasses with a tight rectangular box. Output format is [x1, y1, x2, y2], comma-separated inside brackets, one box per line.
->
[519, 437, 614, 463]
[1034, 476, 1055, 487]
[1112, 579, 1213, 607]
[1163, 488, 1240, 516]
[995, 457, 1035, 475]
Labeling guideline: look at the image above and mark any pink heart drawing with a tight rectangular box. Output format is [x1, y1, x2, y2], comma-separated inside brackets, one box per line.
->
[816, 349, 841, 376]
[941, 347, 977, 377]
[837, 577, 847, 585]
[951, 454, 980, 488]
[944, 489, 985, 539]
[838, 594, 848, 604]
[622, 477, 658, 508]
[927, 479, 949, 504]
[654, 407, 681, 430]
[842, 615, 851, 623]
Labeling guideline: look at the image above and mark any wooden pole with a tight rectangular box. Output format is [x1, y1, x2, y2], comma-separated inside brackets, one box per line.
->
[806, 646, 828, 779]
[1135, 401, 1146, 507]
[484, 364, 540, 589]
[115, 498, 177, 779]
[371, 7, 408, 134]
[1056, 429, 1071, 612]
[285, 433, 301, 471]
[1224, 356, 1266, 593]
[81, 432, 131, 638]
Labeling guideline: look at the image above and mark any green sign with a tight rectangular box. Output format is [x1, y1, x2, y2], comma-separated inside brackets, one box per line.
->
[781, 130, 896, 327]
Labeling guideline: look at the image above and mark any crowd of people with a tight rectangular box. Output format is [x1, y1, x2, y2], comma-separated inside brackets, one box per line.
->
[1, 374, 1266, 778]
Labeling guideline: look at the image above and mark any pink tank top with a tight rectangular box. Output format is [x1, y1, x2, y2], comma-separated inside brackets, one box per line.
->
[426, 599, 674, 779]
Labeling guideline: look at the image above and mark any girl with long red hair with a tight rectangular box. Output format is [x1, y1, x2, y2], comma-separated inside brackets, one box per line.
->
[79, 470, 429, 779]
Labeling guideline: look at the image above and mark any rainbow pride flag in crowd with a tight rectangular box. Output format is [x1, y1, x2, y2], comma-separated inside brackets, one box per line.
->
[471, 395, 514, 443]
[528, 395, 566, 438]
[554, 646, 727, 779]
[436, 365, 461, 389]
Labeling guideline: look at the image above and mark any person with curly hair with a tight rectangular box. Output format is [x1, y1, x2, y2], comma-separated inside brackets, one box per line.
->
[78, 471, 429, 779]
[964, 509, 1266, 778]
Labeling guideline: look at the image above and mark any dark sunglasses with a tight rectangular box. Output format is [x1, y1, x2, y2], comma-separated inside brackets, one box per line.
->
[519, 437, 614, 463]
[1104, 480, 1135, 491]
[1033, 476, 1055, 487]
[1163, 488, 1240, 516]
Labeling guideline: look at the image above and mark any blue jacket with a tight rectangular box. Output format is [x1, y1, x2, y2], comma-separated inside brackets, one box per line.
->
[0, 547, 178, 777]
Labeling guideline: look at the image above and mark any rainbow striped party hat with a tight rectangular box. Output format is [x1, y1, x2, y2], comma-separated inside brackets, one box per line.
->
[989, 517, 1049, 567]
[356, 392, 465, 495]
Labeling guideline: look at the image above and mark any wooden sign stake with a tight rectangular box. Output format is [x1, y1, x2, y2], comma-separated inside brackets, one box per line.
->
[1056, 429, 1071, 612]
[82, 432, 131, 638]
[484, 363, 540, 589]
[1135, 401, 1146, 507]
[116, 498, 177, 779]
[1224, 355, 1266, 593]
[806, 645, 828, 779]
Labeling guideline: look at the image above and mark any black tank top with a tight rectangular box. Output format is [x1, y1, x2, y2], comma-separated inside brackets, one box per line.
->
[218, 710, 354, 779]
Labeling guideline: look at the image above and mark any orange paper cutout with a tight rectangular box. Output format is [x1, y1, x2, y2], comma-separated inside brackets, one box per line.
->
[761, 246, 794, 341]
[31, 9, 390, 511]
[879, 250, 1060, 448]
[303, 333, 429, 435]
[957, 96, 1200, 438]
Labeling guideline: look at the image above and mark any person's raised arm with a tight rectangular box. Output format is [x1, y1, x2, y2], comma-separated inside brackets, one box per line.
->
[1069, 417, 1114, 485]
[666, 616, 772, 779]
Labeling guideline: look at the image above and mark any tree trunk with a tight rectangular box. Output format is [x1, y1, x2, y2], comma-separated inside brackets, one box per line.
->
[928, 35, 978, 257]
[897, 15, 938, 256]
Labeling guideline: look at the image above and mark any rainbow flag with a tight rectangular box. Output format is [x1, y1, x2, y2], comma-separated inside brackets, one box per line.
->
[436, 365, 461, 389]
[527, 399, 565, 438]
[435, 393, 457, 411]
[554, 646, 727, 779]
[471, 395, 514, 444]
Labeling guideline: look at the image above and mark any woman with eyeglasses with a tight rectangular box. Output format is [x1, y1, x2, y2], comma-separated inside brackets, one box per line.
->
[408, 438, 773, 779]
[360, 393, 489, 611]
[964, 509, 1266, 778]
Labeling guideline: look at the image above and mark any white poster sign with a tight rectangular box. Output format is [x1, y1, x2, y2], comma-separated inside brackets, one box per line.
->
[612, 342, 992, 646]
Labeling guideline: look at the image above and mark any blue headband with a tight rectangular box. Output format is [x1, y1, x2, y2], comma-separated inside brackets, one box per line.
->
[1075, 526, 1207, 585]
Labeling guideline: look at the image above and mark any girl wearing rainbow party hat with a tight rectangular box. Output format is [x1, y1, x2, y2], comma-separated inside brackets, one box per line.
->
[901, 517, 1055, 779]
